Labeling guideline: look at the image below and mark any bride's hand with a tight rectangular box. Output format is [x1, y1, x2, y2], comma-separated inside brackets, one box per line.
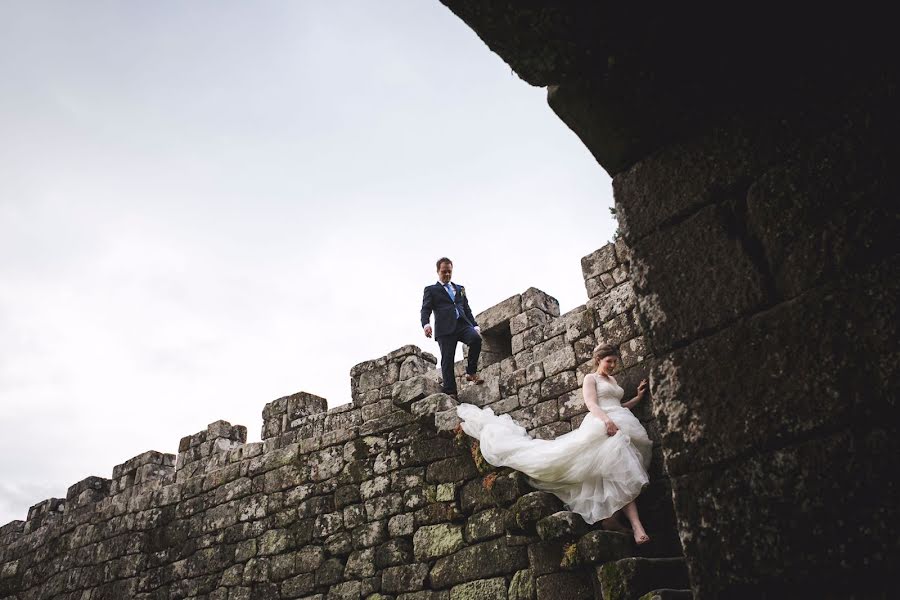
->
[637, 379, 649, 399]
[605, 420, 619, 436]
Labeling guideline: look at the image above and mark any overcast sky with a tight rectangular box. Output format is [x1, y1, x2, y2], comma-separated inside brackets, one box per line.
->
[0, 1, 614, 526]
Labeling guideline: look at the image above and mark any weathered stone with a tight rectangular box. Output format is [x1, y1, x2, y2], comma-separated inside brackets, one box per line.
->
[541, 347, 577, 378]
[381, 563, 429, 594]
[539, 371, 577, 400]
[581, 245, 618, 280]
[508, 569, 535, 600]
[464, 508, 506, 542]
[508, 493, 564, 534]
[457, 378, 500, 408]
[576, 530, 632, 565]
[412, 523, 466, 562]
[476, 294, 522, 333]
[535, 511, 588, 541]
[426, 456, 478, 484]
[386, 513, 414, 539]
[597, 558, 690, 600]
[344, 548, 376, 579]
[510, 309, 551, 336]
[375, 538, 414, 569]
[393, 376, 443, 410]
[449, 577, 508, 600]
[535, 571, 593, 600]
[411, 393, 458, 419]
[521, 288, 560, 317]
[429, 537, 528, 589]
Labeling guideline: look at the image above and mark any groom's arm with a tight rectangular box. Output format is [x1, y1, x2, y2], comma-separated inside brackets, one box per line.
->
[420, 286, 434, 328]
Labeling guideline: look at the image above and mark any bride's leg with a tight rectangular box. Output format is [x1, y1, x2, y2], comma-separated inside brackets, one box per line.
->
[622, 501, 650, 545]
[601, 511, 632, 533]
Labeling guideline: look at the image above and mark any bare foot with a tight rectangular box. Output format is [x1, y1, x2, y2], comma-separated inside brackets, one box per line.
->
[633, 525, 651, 545]
[601, 516, 632, 534]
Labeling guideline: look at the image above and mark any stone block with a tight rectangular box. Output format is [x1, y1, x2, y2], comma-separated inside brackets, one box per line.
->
[510, 309, 551, 336]
[558, 389, 586, 420]
[464, 508, 507, 542]
[393, 376, 443, 410]
[618, 336, 647, 368]
[746, 124, 895, 300]
[411, 393, 458, 419]
[429, 537, 528, 589]
[535, 571, 593, 600]
[597, 311, 640, 347]
[536, 511, 588, 541]
[508, 492, 564, 535]
[381, 563, 429, 594]
[375, 538, 414, 569]
[426, 456, 478, 484]
[597, 558, 689, 600]
[521, 287, 560, 317]
[540, 371, 577, 400]
[449, 577, 508, 600]
[359, 410, 417, 436]
[508, 569, 534, 600]
[629, 204, 766, 351]
[576, 530, 632, 565]
[435, 408, 462, 432]
[581, 245, 618, 280]
[590, 281, 637, 325]
[510, 399, 557, 431]
[457, 378, 500, 407]
[476, 294, 522, 333]
[672, 427, 898, 598]
[518, 382, 541, 407]
[413, 523, 465, 561]
[541, 346, 577, 378]
[651, 272, 897, 475]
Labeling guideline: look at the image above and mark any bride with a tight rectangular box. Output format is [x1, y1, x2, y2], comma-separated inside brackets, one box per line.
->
[456, 343, 653, 544]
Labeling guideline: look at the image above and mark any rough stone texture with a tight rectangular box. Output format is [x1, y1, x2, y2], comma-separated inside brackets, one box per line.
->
[597, 558, 690, 600]
[0, 243, 680, 599]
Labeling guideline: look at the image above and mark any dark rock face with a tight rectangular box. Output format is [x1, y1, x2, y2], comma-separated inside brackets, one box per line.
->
[438, 1, 898, 597]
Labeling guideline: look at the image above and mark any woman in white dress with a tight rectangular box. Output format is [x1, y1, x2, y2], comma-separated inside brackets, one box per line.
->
[456, 344, 653, 544]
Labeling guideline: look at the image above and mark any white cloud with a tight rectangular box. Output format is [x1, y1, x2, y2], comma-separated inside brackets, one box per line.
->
[0, 0, 615, 526]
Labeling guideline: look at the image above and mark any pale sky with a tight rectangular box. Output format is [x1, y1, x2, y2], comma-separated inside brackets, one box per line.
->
[0, 1, 615, 526]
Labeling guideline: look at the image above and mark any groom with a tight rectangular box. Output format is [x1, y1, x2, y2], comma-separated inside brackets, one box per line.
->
[421, 257, 483, 397]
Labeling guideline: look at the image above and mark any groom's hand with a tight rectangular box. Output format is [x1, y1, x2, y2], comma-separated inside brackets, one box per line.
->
[424, 325, 433, 338]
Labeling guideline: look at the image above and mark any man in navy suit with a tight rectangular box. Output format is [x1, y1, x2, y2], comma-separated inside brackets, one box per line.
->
[421, 257, 483, 397]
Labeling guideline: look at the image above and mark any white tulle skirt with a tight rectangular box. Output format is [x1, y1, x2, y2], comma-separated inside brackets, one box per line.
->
[457, 403, 652, 523]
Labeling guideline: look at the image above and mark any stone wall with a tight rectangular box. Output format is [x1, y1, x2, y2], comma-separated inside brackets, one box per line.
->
[436, 2, 898, 597]
[0, 243, 684, 599]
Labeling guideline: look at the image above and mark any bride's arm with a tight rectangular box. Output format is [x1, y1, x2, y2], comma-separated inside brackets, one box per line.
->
[621, 379, 649, 409]
[583, 375, 618, 435]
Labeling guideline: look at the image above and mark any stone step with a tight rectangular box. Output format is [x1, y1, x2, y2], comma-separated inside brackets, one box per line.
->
[596, 557, 690, 600]
[638, 589, 693, 600]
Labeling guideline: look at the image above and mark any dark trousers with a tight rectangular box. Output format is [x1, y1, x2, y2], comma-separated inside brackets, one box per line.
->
[437, 318, 482, 394]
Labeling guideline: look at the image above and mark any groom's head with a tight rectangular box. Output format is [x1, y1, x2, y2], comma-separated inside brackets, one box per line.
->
[436, 257, 452, 284]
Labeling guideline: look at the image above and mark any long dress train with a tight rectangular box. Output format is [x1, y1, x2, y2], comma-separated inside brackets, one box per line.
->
[456, 374, 652, 524]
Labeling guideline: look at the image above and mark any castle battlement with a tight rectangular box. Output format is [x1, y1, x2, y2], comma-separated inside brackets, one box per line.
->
[0, 240, 680, 600]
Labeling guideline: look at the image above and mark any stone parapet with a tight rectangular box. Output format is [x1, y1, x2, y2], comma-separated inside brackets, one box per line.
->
[0, 242, 684, 600]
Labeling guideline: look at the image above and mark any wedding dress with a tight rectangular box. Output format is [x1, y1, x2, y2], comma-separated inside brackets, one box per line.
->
[457, 374, 652, 523]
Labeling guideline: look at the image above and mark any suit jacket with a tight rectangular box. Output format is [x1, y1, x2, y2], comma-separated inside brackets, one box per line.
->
[421, 282, 478, 338]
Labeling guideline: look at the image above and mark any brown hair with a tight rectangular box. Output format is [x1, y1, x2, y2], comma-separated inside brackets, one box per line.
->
[436, 257, 452, 270]
[592, 343, 619, 364]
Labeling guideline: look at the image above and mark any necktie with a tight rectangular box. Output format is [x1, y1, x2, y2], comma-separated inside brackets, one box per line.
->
[445, 284, 460, 318]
